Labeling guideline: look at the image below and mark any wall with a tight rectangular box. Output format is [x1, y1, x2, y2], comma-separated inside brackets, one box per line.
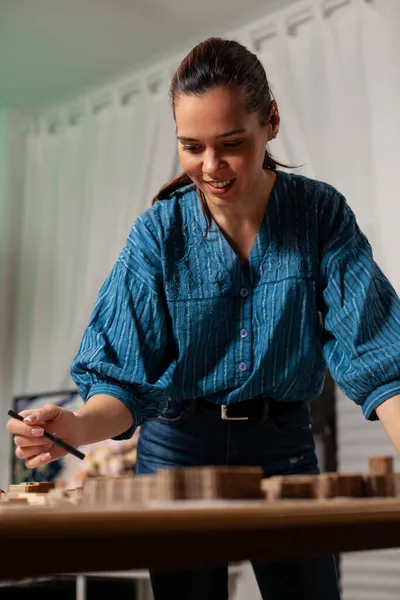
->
[0, 109, 29, 488]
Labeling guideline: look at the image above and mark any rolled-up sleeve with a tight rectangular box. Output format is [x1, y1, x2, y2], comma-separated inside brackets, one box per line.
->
[319, 189, 400, 420]
[70, 212, 175, 439]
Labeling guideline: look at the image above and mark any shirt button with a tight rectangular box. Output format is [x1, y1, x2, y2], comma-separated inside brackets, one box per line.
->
[238, 361, 248, 372]
[240, 288, 249, 298]
[240, 328, 249, 338]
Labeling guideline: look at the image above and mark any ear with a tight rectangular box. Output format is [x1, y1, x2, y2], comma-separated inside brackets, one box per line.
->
[267, 101, 280, 142]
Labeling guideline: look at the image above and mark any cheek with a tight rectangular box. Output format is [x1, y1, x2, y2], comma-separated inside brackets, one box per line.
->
[239, 146, 265, 177]
[178, 151, 202, 178]
[230, 154, 255, 178]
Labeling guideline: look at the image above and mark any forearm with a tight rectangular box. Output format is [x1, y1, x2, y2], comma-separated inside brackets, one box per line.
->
[74, 394, 134, 445]
[376, 394, 400, 454]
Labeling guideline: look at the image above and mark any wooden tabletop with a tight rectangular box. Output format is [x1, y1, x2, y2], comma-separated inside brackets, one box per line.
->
[2, 497, 400, 580]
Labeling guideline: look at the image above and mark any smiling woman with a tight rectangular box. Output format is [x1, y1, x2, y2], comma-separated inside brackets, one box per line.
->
[155, 38, 283, 240]
[174, 86, 278, 262]
[8, 36, 400, 600]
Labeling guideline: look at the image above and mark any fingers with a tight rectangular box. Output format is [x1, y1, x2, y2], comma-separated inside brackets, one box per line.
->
[24, 446, 67, 470]
[20, 404, 62, 425]
[7, 403, 62, 436]
[8, 404, 72, 468]
[14, 434, 52, 448]
[7, 418, 35, 437]
[15, 442, 52, 460]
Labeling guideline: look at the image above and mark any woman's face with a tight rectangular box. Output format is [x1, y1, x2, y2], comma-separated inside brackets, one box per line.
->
[175, 86, 277, 210]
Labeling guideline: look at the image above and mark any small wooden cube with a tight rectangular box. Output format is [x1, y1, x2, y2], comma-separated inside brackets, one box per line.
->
[364, 474, 394, 497]
[393, 473, 400, 496]
[261, 477, 282, 501]
[9, 482, 55, 494]
[281, 475, 315, 499]
[337, 474, 366, 497]
[155, 469, 185, 501]
[369, 456, 394, 476]
[130, 475, 157, 503]
[82, 477, 107, 505]
[1, 495, 28, 504]
[183, 467, 263, 500]
[182, 468, 203, 500]
[313, 473, 338, 499]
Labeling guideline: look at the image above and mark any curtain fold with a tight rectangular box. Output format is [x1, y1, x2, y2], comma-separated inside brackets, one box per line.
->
[13, 86, 179, 395]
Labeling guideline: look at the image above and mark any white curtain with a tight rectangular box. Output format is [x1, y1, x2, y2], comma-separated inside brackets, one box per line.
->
[0, 109, 29, 488]
[257, 0, 400, 281]
[13, 82, 178, 395]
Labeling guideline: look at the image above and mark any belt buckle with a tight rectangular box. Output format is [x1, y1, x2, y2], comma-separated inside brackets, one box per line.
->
[221, 405, 249, 421]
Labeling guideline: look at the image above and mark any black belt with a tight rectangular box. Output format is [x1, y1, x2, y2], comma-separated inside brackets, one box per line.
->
[188, 397, 303, 421]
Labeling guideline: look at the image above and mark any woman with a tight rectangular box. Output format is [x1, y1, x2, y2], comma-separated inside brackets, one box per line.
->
[8, 38, 400, 600]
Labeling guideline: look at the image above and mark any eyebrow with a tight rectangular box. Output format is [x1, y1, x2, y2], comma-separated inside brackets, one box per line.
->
[177, 129, 246, 142]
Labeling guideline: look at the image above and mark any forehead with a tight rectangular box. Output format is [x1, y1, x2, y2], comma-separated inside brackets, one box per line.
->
[175, 86, 259, 137]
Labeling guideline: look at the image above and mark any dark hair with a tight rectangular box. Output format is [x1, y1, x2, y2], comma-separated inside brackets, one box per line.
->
[152, 37, 284, 229]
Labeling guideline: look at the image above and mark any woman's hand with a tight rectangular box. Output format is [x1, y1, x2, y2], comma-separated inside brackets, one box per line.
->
[7, 404, 84, 469]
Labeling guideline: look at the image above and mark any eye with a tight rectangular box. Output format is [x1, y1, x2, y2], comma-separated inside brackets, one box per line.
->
[182, 145, 202, 153]
[223, 140, 243, 148]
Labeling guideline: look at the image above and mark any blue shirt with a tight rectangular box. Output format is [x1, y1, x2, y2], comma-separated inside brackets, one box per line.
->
[70, 170, 400, 438]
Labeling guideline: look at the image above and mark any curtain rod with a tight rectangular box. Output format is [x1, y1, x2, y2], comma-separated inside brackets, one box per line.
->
[34, 0, 376, 126]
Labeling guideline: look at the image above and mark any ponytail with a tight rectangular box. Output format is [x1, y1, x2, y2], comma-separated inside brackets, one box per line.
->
[151, 172, 192, 204]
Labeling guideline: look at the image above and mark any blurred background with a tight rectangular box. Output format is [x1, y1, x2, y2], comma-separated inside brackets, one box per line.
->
[1, 0, 400, 598]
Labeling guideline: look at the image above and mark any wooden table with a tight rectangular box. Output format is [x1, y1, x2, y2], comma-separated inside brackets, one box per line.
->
[2, 498, 400, 580]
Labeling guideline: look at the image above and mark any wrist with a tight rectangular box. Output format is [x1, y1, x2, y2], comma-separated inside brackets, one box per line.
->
[72, 410, 92, 447]
[72, 394, 134, 444]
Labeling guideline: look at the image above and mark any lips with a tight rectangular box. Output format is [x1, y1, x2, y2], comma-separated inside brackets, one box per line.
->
[204, 178, 236, 195]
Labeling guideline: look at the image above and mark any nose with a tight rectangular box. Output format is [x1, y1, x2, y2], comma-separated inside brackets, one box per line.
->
[202, 148, 223, 175]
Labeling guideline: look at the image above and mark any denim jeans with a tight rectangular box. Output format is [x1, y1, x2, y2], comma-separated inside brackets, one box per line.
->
[137, 400, 341, 600]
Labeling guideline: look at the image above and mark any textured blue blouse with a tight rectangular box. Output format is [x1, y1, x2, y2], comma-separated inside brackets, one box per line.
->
[70, 170, 400, 438]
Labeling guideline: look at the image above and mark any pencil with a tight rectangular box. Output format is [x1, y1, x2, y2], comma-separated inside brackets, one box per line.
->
[7, 409, 85, 460]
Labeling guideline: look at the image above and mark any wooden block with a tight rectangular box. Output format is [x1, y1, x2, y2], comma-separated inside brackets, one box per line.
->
[46, 488, 72, 506]
[9, 482, 55, 494]
[364, 474, 394, 497]
[211, 467, 263, 500]
[66, 487, 83, 504]
[369, 456, 394, 476]
[280, 476, 315, 499]
[114, 477, 135, 503]
[103, 477, 138, 505]
[82, 475, 157, 505]
[26, 494, 47, 506]
[0, 496, 28, 504]
[82, 477, 107, 506]
[180, 468, 203, 500]
[47, 487, 83, 507]
[181, 467, 263, 500]
[128, 475, 157, 503]
[393, 473, 400, 496]
[337, 474, 365, 497]
[259, 474, 339, 501]
[155, 469, 185, 501]
[261, 477, 282, 501]
[108, 477, 129, 503]
[313, 473, 338, 499]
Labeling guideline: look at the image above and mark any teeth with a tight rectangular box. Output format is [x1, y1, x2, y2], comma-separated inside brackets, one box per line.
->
[207, 179, 232, 189]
